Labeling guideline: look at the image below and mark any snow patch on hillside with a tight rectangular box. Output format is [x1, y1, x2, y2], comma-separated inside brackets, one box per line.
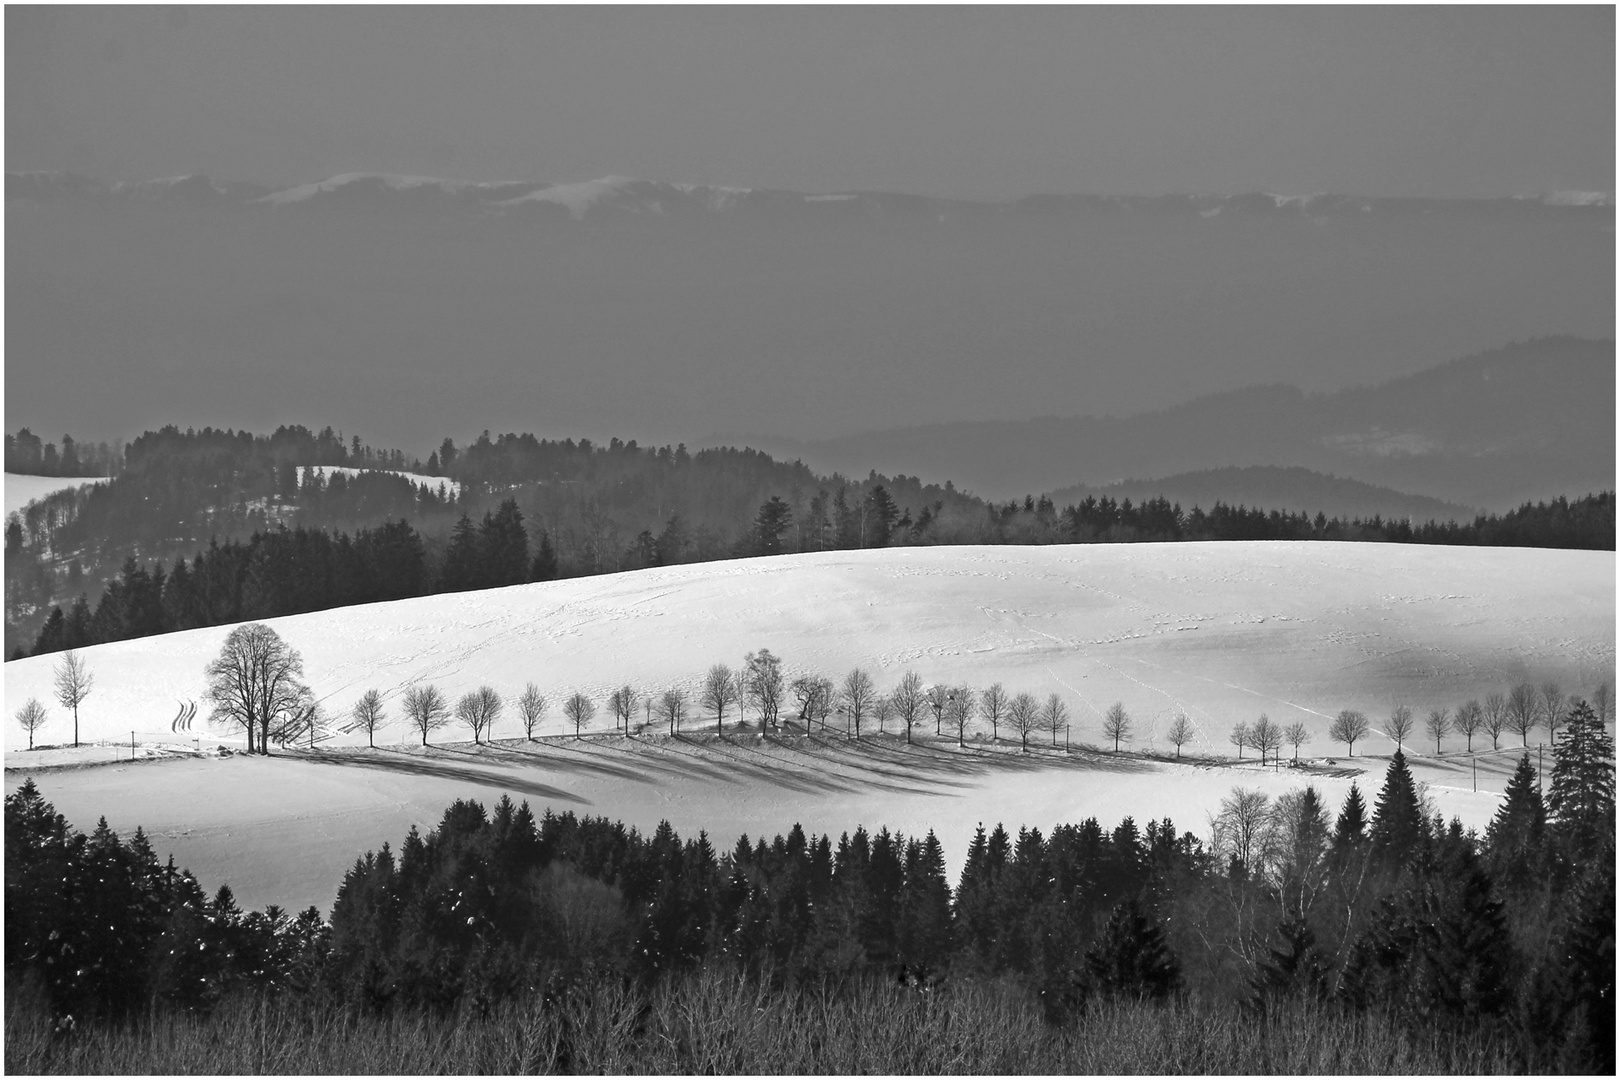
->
[5, 473, 110, 517]
[298, 466, 459, 497]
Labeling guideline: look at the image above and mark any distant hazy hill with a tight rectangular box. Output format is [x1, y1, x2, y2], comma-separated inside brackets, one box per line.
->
[7, 170, 1612, 464]
[767, 338, 1614, 511]
[1047, 466, 1479, 524]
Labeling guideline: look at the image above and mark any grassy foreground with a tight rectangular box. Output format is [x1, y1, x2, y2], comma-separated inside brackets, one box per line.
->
[7, 968, 1512, 1075]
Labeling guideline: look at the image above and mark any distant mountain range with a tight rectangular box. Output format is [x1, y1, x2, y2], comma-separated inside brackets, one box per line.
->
[8, 170, 1613, 498]
[9, 169, 1613, 218]
[734, 338, 1615, 512]
[1047, 467, 1479, 523]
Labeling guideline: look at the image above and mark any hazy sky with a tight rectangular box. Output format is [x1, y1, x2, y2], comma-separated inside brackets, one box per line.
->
[8, 6, 1614, 199]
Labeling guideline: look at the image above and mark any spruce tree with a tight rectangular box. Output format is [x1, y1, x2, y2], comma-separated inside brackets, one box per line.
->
[1332, 783, 1368, 849]
[1368, 751, 1426, 868]
[1484, 754, 1546, 895]
[531, 529, 559, 581]
[1547, 700, 1616, 860]
[1084, 899, 1181, 999]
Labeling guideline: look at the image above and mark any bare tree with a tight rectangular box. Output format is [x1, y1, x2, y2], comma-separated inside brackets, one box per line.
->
[53, 649, 92, 749]
[1230, 720, 1251, 759]
[1043, 694, 1071, 749]
[518, 683, 548, 740]
[1506, 682, 1538, 746]
[790, 675, 824, 731]
[1328, 709, 1369, 756]
[1008, 692, 1040, 752]
[1284, 720, 1309, 761]
[349, 689, 387, 748]
[1482, 691, 1508, 750]
[926, 683, 950, 736]
[1166, 712, 1194, 758]
[811, 677, 835, 731]
[1383, 705, 1414, 752]
[1538, 681, 1564, 741]
[1591, 681, 1614, 726]
[981, 684, 1009, 743]
[891, 671, 927, 744]
[841, 668, 877, 738]
[1211, 786, 1271, 872]
[16, 698, 47, 750]
[1102, 702, 1132, 752]
[702, 664, 737, 732]
[458, 686, 502, 744]
[1251, 715, 1282, 765]
[874, 694, 896, 736]
[660, 687, 687, 735]
[403, 684, 451, 747]
[204, 623, 314, 754]
[609, 684, 637, 733]
[944, 686, 976, 748]
[745, 650, 785, 731]
[1454, 699, 1483, 752]
[731, 667, 750, 728]
[564, 692, 596, 739]
[1424, 707, 1450, 754]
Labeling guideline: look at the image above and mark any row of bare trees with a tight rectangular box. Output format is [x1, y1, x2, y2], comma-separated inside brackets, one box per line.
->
[1319, 680, 1613, 759]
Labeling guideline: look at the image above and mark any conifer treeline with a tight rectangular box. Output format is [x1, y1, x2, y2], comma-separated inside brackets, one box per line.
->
[7, 422, 1613, 658]
[5, 708, 1614, 1071]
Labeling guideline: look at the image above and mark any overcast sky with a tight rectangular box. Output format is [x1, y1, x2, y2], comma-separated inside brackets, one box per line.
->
[8, 6, 1614, 199]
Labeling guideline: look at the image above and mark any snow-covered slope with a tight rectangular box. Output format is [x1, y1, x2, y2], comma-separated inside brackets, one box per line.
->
[5, 473, 109, 517]
[4, 543, 1611, 911]
[298, 465, 459, 497]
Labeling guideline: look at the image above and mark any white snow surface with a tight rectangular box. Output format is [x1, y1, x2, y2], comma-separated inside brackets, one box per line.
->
[298, 465, 459, 497]
[5, 473, 110, 517]
[256, 172, 507, 205]
[4, 542, 1612, 912]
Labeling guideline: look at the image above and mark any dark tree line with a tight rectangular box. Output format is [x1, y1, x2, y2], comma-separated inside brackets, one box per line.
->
[7, 418, 1612, 658]
[4, 429, 122, 478]
[8, 710, 1612, 1070]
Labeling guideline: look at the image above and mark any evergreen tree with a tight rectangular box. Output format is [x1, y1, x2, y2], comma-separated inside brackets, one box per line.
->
[1546, 699, 1616, 860]
[480, 499, 529, 587]
[1084, 899, 1181, 999]
[752, 496, 793, 556]
[1483, 755, 1546, 896]
[440, 513, 481, 591]
[1368, 752, 1426, 868]
[531, 529, 559, 581]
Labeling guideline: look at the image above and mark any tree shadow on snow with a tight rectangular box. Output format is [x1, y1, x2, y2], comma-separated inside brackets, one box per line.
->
[303, 749, 589, 806]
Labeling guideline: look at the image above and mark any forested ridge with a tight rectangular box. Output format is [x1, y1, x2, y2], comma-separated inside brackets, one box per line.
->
[5, 706, 1613, 1073]
[7, 423, 1614, 659]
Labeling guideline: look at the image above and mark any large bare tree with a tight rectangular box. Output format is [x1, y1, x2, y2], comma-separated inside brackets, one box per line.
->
[1102, 702, 1132, 752]
[1382, 705, 1414, 752]
[53, 649, 92, 749]
[745, 650, 785, 731]
[459, 686, 502, 744]
[1211, 786, 1271, 872]
[16, 698, 47, 750]
[926, 684, 950, 736]
[1283, 720, 1310, 761]
[660, 687, 687, 735]
[1538, 681, 1565, 741]
[1506, 682, 1538, 746]
[1453, 699, 1483, 752]
[702, 664, 737, 732]
[609, 684, 637, 733]
[1481, 692, 1508, 750]
[1328, 709, 1369, 756]
[1230, 720, 1251, 759]
[204, 623, 313, 754]
[518, 683, 548, 740]
[840, 668, 876, 739]
[944, 686, 976, 748]
[891, 671, 927, 744]
[1042, 693, 1071, 749]
[404, 684, 451, 747]
[1424, 707, 1450, 754]
[564, 692, 596, 739]
[981, 684, 1009, 743]
[1250, 715, 1282, 765]
[1008, 692, 1040, 753]
[348, 689, 387, 748]
[1166, 712, 1194, 758]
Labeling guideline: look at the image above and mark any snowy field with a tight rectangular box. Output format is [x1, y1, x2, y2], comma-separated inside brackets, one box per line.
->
[4, 473, 110, 517]
[4, 542, 1612, 912]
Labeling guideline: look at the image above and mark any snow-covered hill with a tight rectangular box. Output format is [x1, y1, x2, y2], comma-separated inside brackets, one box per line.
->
[5, 473, 109, 517]
[3, 542, 1611, 911]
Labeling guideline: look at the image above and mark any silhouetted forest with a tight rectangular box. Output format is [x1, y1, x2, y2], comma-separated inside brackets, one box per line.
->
[7, 423, 1614, 658]
[6, 709, 1613, 1072]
